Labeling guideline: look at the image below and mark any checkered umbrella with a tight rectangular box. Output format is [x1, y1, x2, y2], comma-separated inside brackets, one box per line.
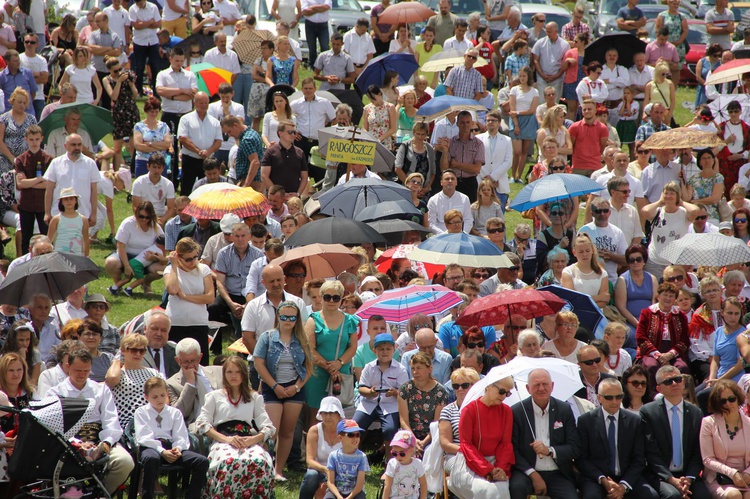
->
[660, 233, 750, 267]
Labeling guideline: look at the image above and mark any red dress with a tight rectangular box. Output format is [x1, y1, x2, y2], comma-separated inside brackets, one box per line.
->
[459, 398, 514, 477]
[718, 120, 750, 198]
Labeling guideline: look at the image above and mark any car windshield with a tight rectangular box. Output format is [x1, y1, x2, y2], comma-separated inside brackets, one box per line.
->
[236, 0, 271, 19]
[424, 0, 484, 16]
[332, 0, 363, 10]
[521, 12, 571, 27]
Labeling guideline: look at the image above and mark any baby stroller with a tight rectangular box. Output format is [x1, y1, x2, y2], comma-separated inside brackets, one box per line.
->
[6, 397, 112, 498]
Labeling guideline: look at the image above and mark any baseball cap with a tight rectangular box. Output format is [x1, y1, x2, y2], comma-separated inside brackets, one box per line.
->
[220, 213, 242, 233]
[719, 221, 733, 232]
[390, 430, 416, 449]
[373, 333, 395, 348]
[337, 419, 364, 434]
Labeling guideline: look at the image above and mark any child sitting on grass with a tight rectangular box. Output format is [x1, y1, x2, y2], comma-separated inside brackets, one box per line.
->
[109, 235, 165, 297]
[325, 419, 369, 499]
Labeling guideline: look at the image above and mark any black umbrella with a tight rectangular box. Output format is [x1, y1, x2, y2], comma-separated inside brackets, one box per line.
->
[328, 89, 365, 127]
[285, 217, 387, 247]
[583, 33, 647, 69]
[174, 33, 215, 56]
[264, 84, 296, 113]
[354, 199, 423, 222]
[0, 251, 100, 307]
[366, 219, 430, 245]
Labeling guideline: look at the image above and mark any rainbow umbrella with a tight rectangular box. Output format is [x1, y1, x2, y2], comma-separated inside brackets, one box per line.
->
[354, 284, 463, 324]
[187, 62, 233, 96]
[184, 187, 270, 219]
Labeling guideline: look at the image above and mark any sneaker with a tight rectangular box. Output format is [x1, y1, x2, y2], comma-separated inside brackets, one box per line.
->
[123, 287, 134, 297]
[108, 286, 119, 296]
[142, 284, 153, 295]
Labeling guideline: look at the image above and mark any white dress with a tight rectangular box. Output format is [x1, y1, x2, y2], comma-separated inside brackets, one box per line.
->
[276, 0, 299, 39]
[65, 64, 97, 104]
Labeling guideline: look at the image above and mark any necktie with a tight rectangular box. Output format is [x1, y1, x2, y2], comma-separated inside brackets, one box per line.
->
[608, 415, 617, 474]
[156, 414, 162, 428]
[672, 406, 682, 469]
[153, 349, 161, 371]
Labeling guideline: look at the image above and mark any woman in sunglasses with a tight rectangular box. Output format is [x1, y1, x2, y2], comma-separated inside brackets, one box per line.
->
[732, 208, 750, 244]
[163, 237, 215, 364]
[254, 301, 313, 481]
[439, 367, 480, 473]
[450, 326, 499, 375]
[688, 276, 724, 385]
[192, 0, 223, 36]
[535, 199, 577, 278]
[448, 375, 513, 498]
[700, 379, 750, 497]
[304, 280, 359, 425]
[105, 333, 160, 429]
[621, 365, 653, 411]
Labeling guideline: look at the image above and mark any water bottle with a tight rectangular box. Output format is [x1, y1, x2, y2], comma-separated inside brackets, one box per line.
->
[35, 161, 42, 178]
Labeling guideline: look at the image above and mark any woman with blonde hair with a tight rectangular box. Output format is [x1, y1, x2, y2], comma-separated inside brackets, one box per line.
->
[60, 46, 102, 105]
[0, 88, 35, 175]
[395, 89, 418, 144]
[643, 61, 676, 124]
[536, 105, 572, 158]
[439, 367, 480, 472]
[444, 208, 465, 234]
[561, 233, 609, 307]
[265, 35, 299, 87]
[471, 178, 503, 236]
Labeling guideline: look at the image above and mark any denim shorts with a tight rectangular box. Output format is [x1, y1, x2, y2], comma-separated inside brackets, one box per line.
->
[261, 380, 305, 404]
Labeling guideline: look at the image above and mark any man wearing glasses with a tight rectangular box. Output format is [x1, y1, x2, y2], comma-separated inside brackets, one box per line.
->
[260, 120, 309, 197]
[400, 328, 453, 384]
[479, 251, 524, 297]
[575, 345, 616, 406]
[640, 366, 710, 499]
[444, 48, 484, 101]
[19, 33, 48, 120]
[607, 177, 645, 246]
[578, 198, 628, 285]
[588, 150, 646, 223]
[689, 204, 719, 233]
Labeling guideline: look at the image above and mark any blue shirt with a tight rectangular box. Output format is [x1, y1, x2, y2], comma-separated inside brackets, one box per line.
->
[327, 448, 370, 495]
[437, 322, 497, 358]
[214, 243, 263, 295]
[616, 6, 645, 35]
[0, 67, 38, 114]
[714, 325, 744, 382]
[401, 348, 453, 385]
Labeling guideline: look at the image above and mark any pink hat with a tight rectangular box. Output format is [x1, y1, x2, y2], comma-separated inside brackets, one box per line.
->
[390, 430, 416, 449]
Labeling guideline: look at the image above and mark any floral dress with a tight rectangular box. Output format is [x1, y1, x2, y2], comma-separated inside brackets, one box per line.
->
[104, 75, 140, 140]
[365, 101, 395, 151]
[658, 11, 688, 63]
[398, 380, 448, 441]
[0, 111, 35, 173]
[270, 55, 295, 86]
[687, 172, 724, 221]
[247, 57, 271, 119]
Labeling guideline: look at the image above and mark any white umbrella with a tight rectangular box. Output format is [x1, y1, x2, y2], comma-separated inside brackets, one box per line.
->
[660, 232, 750, 267]
[462, 357, 583, 410]
[420, 49, 489, 73]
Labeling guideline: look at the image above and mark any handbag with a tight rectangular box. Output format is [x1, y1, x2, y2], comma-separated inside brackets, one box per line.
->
[325, 320, 355, 407]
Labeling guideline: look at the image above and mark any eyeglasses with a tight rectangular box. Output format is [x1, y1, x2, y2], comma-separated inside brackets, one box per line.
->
[704, 288, 722, 294]
[636, 150, 649, 154]
[600, 393, 625, 401]
[127, 348, 146, 354]
[665, 275, 684, 283]
[660, 376, 683, 386]
[494, 386, 512, 396]
[580, 357, 602, 365]
[721, 396, 738, 405]
[507, 324, 525, 331]
[559, 322, 577, 329]
[390, 450, 408, 457]
[472, 272, 490, 279]
[452, 382, 472, 390]
[465, 54, 477, 60]
[345, 432, 361, 438]
[592, 208, 610, 214]
[549, 211, 564, 217]
[279, 314, 297, 322]
[695, 215, 708, 221]
[323, 294, 342, 302]
[180, 255, 199, 262]
[81, 331, 101, 337]
[445, 275, 464, 281]
[288, 272, 306, 278]
[447, 220, 463, 225]
[736, 218, 748, 223]
[138, 215, 151, 220]
[487, 227, 505, 234]
[341, 304, 358, 311]
[627, 256, 644, 264]
[467, 341, 485, 349]
[24, 40, 37, 45]
[628, 380, 647, 388]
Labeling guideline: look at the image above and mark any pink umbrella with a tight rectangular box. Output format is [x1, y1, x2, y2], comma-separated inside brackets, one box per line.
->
[354, 284, 463, 324]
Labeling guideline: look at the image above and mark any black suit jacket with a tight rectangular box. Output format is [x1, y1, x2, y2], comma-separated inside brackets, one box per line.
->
[575, 372, 616, 401]
[178, 221, 222, 245]
[511, 397, 580, 481]
[142, 343, 180, 379]
[640, 398, 703, 481]
[577, 407, 646, 487]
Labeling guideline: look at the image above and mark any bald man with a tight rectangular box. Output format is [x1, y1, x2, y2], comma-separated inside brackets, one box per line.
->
[177, 92, 222, 194]
[400, 328, 453, 384]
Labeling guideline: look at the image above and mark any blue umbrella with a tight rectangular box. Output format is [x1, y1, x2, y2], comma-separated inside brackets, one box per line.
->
[317, 178, 413, 219]
[537, 285, 608, 339]
[355, 53, 419, 93]
[415, 95, 488, 122]
[408, 232, 513, 268]
[509, 174, 604, 211]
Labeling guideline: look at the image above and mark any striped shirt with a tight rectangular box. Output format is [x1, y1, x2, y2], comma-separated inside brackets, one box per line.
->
[164, 215, 195, 251]
[215, 243, 264, 295]
[443, 65, 483, 100]
[439, 402, 461, 443]
[235, 127, 264, 182]
[447, 135, 485, 179]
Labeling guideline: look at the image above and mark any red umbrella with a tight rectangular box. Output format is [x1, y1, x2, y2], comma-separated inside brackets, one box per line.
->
[374, 244, 444, 280]
[377, 2, 435, 24]
[455, 288, 568, 328]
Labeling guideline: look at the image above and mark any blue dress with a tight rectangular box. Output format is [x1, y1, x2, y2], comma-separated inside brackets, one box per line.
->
[695, 57, 720, 107]
[714, 326, 745, 382]
[270, 55, 296, 86]
[622, 270, 654, 356]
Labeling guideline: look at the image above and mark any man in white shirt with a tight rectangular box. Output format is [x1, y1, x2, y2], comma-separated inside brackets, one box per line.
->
[290, 77, 336, 178]
[129, 0, 162, 95]
[49, 348, 134, 494]
[430, 111, 459, 146]
[214, 0, 242, 36]
[48, 284, 88, 326]
[628, 52, 654, 116]
[689, 204, 719, 233]
[531, 22, 570, 101]
[161, 0, 190, 38]
[203, 32, 241, 82]
[131, 154, 176, 225]
[207, 82, 245, 168]
[167, 337, 223, 427]
[427, 169, 473, 234]
[601, 48, 630, 125]
[177, 92, 223, 194]
[336, 163, 379, 185]
[19, 33, 48, 120]
[104, 0, 132, 65]
[45, 107, 94, 158]
[344, 18, 375, 80]
[590, 151, 646, 219]
[443, 19, 472, 52]
[301, 0, 332, 66]
[44, 134, 100, 225]
[477, 110, 513, 211]
[606, 175, 645, 246]
[578, 197, 628, 285]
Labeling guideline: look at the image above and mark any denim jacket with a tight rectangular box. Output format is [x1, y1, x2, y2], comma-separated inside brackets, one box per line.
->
[253, 328, 308, 380]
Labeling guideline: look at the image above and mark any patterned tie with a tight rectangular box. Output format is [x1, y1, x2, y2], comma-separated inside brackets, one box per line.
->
[156, 414, 162, 428]
[672, 406, 682, 469]
[608, 415, 617, 474]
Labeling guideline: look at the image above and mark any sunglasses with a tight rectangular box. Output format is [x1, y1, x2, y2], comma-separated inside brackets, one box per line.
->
[627, 256, 644, 264]
[391, 450, 408, 457]
[495, 386, 512, 396]
[127, 348, 147, 354]
[87, 303, 108, 310]
[472, 273, 490, 279]
[345, 432, 361, 438]
[736, 218, 748, 224]
[81, 331, 102, 337]
[467, 341, 485, 349]
[412, 323, 432, 331]
[549, 211, 564, 217]
[721, 396, 738, 405]
[592, 208, 610, 214]
[550, 166, 566, 172]
[452, 382, 472, 390]
[601, 393, 625, 401]
[288, 272, 307, 279]
[665, 275, 684, 283]
[487, 227, 505, 234]
[616, 189, 631, 194]
[637, 150, 649, 154]
[507, 324, 525, 331]
[660, 376, 683, 386]
[180, 255, 199, 262]
[465, 54, 477, 60]
[408, 179, 423, 186]
[515, 236, 529, 243]
[695, 215, 708, 221]
[323, 294, 342, 302]
[24, 40, 37, 45]
[284, 130, 297, 134]
[580, 357, 602, 365]
[191, 51, 201, 55]
[506, 266, 520, 271]
[628, 380, 647, 388]
[279, 315, 297, 322]
[138, 215, 151, 220]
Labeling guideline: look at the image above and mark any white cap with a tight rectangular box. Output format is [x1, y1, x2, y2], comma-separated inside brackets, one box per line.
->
[220, 213, 242, 233]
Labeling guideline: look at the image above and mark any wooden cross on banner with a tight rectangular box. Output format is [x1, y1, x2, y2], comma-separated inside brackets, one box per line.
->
[345, 126, 365, 182]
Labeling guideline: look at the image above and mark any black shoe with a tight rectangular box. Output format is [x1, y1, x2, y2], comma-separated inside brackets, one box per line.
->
[287, 462, 306, 473]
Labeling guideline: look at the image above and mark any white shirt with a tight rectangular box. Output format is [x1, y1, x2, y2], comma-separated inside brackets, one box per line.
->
[115, 215, 165, 255]
[163, 263, 212, 326]
[203, 47, 241, 75]
[162, 0, 188, 22]
[301, 0, 331, 23]
[132, 175, 176, 217]
[477, 131, 513, 194]
[336, 168, 379, 185]
[689, 221, 719, 233]
[531, 36, 570, 75]
[430, 116, 458, 146]
[49, 378, 123, 445]
[609, 202, 644, 243]
[46, 128, 93, 158]
[213, 0, 242, 36]
[427, 190, 473, 234]
[44, 153, 101, 217]
[176, 111, 223, 159]
[20, 53, 47, 102]
[240, 291, 308, 360]
[36, 364, 67, 399]
[443, 36, 471, 53]
[355, 359, 409, 416]
[628, 65, 654, 100]
[104, 5, 131, 46]
[155, 66, 198, 114]
[129, 2, 161, 46]
[242, 255, 267, 297]
[134, 404, 190, 453]
[343, 29, 375, 65]
[49, 300, 88, 326]
[531, 401, 559, 472]
[596, 171, 644, 206]
[208, 101, 246, 150]
[577, 222, 628, 284]
[290, 95, 336, 140]
[601, 64, 630, 101]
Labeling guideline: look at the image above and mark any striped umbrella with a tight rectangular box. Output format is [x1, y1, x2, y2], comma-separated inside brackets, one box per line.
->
[374, 244, 444, 280]
[187, 62, 233, 96]
[354, 284, 463, 324]
[408, 232, 513, 268]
